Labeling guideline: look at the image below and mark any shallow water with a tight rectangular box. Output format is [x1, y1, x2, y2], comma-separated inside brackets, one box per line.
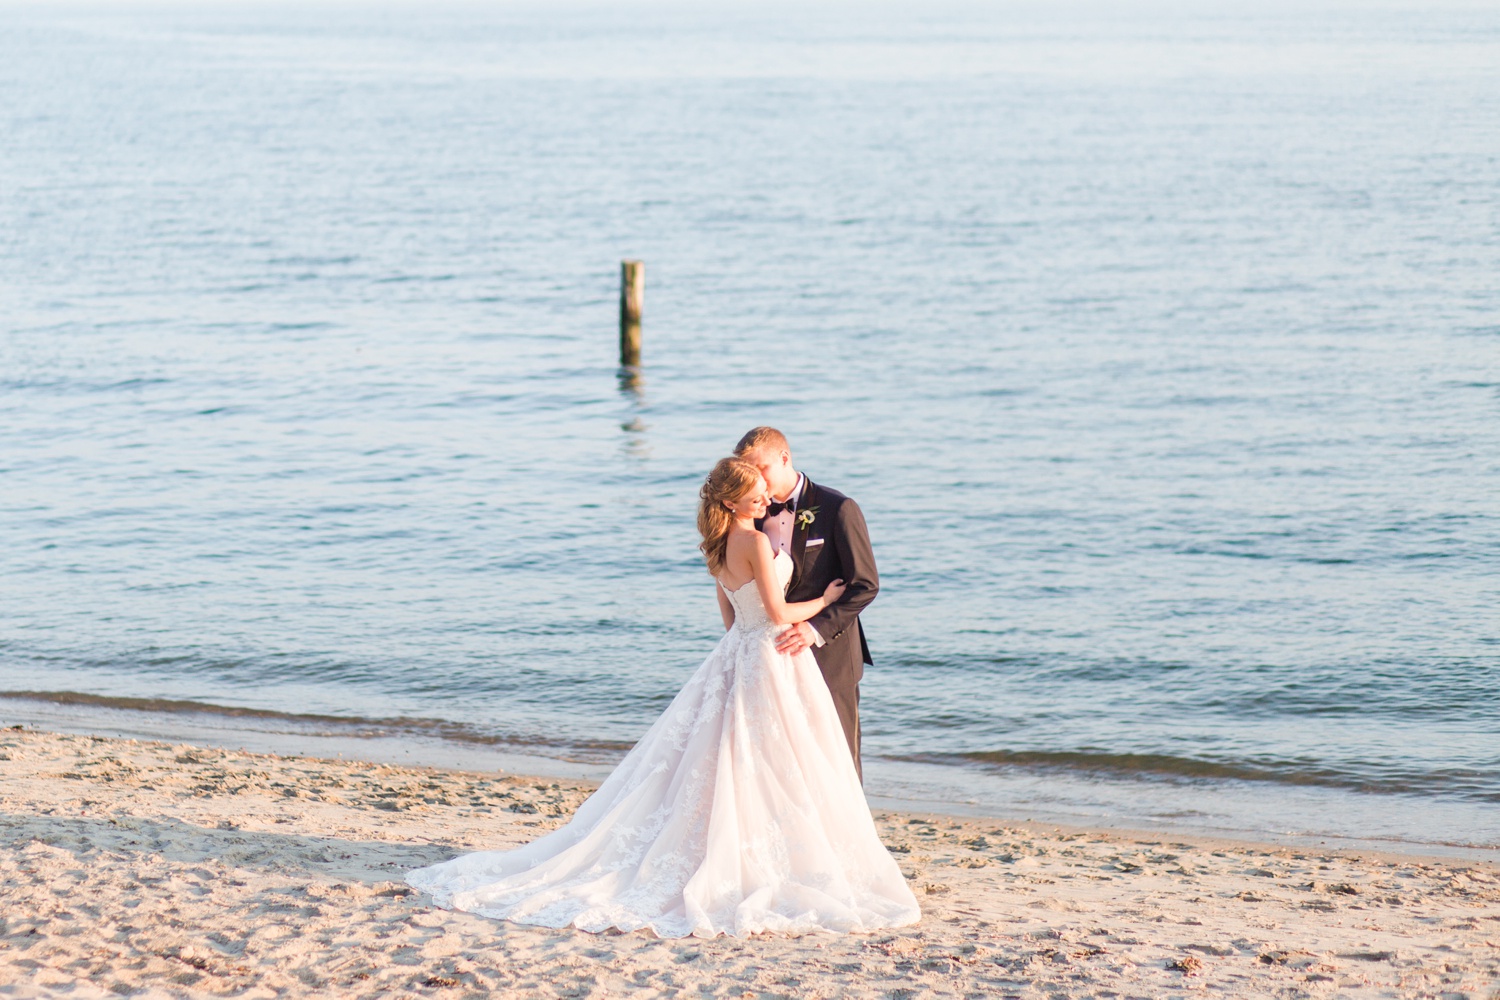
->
[2, 0, 1498, 848]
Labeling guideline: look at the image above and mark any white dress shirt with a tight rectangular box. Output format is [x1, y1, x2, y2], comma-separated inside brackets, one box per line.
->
[763, 473, 806, 556]
[764, 473, 824, 647]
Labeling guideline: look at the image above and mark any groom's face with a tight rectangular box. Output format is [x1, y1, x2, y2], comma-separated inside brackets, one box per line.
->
[742, 446, 797, 500]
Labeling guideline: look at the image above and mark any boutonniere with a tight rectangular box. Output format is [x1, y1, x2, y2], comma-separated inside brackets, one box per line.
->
[795, 506, 818, 530]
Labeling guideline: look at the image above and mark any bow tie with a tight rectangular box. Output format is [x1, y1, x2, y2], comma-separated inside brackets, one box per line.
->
[766, 498, 796, 517]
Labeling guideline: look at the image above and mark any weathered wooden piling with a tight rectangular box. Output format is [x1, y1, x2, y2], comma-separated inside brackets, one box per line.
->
[620, 259, 644, 367]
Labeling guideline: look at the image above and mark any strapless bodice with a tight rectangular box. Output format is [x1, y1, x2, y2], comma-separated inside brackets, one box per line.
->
[719, 549, 792, 632]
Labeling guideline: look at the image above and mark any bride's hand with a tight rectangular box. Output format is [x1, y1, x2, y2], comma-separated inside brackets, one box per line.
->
[822, 579, 846, 606]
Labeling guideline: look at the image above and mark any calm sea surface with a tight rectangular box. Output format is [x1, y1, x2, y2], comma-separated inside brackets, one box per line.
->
[3, 1, 1498, 851]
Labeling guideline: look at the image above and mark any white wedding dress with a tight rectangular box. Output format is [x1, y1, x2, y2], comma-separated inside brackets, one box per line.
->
[406, 550, 921, 938]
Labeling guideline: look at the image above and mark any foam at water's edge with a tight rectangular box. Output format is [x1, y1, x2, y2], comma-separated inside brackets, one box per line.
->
[0, 693, 618, 782]
[0, 690, 635, 756]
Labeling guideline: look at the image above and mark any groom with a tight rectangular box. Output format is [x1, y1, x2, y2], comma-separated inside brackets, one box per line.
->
[735, 427, 878, 780]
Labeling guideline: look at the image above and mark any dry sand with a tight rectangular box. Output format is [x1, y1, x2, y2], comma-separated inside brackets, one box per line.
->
[1, 727, 1497, 999]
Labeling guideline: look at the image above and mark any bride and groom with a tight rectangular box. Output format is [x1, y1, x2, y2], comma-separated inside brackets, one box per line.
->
[406, 427, 920, 937]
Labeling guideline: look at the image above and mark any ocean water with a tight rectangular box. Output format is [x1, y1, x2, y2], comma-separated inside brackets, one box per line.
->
[2, 0, 1498, 852]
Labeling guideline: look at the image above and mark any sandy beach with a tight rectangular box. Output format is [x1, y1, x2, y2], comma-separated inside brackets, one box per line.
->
[1, 728, 1497, 999]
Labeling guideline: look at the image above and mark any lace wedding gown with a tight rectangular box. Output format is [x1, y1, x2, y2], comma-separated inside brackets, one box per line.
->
[406, 550, 921, 938]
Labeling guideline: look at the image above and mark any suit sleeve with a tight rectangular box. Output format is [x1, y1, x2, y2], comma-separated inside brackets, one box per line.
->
[809, 498, 878, 643]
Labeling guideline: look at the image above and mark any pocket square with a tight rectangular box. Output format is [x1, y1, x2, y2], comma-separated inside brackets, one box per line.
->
[804, 537, 825, 549]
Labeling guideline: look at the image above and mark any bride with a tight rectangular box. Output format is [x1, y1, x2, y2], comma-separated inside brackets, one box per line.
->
[406, 457, 921, 938]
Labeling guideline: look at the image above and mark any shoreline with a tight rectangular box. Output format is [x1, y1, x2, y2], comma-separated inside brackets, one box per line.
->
[5, 692, 1498, 863]
[2, 726, 1499, 998]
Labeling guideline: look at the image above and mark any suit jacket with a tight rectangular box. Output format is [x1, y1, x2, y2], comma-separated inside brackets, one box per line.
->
[764, 478, 878, 684]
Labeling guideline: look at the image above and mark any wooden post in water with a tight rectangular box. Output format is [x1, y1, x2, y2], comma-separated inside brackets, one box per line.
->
[619, 259, 644, 367]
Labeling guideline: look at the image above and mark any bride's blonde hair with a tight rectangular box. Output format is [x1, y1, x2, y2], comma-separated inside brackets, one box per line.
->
[698, 457, 762, 575]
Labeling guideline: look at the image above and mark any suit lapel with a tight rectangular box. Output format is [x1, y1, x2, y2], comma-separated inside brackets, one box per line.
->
[788, 477, 819, 595]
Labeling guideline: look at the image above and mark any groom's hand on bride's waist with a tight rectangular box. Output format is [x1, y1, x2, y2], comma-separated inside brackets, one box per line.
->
[776, 621, 818, 655]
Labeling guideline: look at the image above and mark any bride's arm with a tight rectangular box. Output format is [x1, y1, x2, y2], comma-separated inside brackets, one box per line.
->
[749, 533, 843, 626]
[716, 584, 735, 630]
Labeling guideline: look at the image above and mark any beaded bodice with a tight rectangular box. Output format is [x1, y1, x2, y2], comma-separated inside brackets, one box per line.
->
[719, 549, 792, 633]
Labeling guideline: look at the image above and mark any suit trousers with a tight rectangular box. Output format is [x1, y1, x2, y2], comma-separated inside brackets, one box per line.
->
[811, 630, 864, 782]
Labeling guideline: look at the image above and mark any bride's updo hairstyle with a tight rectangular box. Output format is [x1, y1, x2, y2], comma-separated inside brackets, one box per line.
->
[698, 457, 762, 575]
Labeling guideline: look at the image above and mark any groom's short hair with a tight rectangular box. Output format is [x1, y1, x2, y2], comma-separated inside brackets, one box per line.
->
[734, 426, 789, 457]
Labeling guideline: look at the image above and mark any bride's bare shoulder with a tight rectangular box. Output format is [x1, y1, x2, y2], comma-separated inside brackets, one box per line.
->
[725, 526, 770, 556]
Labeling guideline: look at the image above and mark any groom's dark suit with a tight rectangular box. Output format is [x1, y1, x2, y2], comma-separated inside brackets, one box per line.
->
[759, 477, 878, 780]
